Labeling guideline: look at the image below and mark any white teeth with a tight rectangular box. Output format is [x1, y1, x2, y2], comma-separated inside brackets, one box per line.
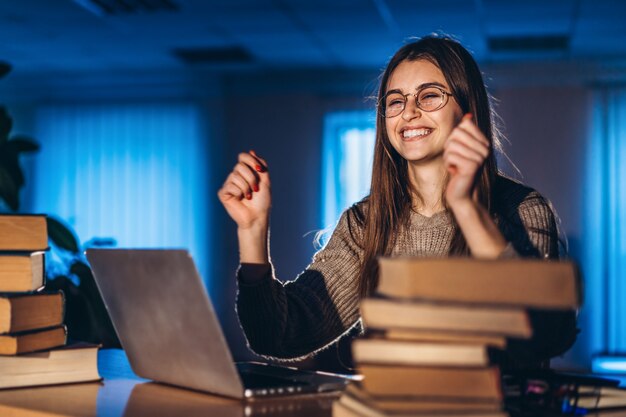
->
[403, 128, 432, 138]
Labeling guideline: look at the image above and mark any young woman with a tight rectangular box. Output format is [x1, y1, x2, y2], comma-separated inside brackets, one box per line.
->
[218, 35, 577, 369]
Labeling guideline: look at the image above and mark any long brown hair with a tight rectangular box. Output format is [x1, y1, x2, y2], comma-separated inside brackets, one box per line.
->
[352, 35, 503, 297]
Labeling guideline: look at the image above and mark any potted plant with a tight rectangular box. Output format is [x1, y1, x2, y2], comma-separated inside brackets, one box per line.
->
[0, 62, 119, 347]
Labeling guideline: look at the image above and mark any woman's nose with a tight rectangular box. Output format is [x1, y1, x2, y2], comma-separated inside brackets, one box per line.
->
[401, 96, 421, 121]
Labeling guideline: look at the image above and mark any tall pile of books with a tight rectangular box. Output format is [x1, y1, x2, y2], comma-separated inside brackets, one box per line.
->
[0, 215, 100, 389]
[333, 257, 581, 417]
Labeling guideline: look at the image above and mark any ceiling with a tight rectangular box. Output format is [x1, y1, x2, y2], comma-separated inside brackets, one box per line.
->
[0, 0, 625, 83]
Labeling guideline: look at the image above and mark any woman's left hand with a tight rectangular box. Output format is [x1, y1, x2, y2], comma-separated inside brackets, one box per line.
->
[443, 113, 490, 207]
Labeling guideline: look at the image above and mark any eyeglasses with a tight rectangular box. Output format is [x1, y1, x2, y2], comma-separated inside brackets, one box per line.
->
[380, 86, 453, 118]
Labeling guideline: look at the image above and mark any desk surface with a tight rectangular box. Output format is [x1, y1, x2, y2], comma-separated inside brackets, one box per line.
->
[0, 349, 337, 417]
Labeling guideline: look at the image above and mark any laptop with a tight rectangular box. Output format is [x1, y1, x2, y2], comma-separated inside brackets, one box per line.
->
[85, 248, 352, 399]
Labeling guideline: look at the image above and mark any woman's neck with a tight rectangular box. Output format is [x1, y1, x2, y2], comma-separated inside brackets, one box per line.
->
[407, 159, 447, 216]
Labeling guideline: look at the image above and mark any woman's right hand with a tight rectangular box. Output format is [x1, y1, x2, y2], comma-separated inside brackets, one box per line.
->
[217, 151, 271, 230]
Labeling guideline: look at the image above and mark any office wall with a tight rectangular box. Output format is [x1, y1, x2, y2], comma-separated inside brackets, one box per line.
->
[494, 86, 593, 370]
[495, 86, 590, 247]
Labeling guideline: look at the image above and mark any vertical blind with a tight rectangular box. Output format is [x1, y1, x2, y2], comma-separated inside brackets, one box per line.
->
[33, 102, 210, 283]
[585, 87, 626, 358]
[321, 111, 375, 230]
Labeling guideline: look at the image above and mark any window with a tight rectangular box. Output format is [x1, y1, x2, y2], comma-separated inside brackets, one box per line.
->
[321, 111, 376, 230]
[32, 103, 210, 282]
[586, 88, 626, 372]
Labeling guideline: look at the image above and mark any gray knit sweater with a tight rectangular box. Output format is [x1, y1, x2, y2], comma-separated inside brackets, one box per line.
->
[236, 176, 578, 364]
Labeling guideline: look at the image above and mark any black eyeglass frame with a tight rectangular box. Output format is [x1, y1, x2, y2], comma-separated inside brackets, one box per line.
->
[379, 85, 454, 118]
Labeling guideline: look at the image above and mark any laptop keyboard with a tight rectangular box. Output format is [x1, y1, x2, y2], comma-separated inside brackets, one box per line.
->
[239, 372, 309, 389]
[236, 362, 349, 397]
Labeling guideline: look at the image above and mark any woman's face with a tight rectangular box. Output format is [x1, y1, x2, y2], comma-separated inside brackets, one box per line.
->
[384, 59, 464, 166]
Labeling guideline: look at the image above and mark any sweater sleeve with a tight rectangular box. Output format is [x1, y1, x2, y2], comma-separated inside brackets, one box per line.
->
[497, 185, 579, 368]
[499, 190, 560, 259]
[235, 209, 364, 360]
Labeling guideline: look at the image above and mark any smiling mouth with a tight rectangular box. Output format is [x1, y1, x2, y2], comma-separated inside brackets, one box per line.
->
[402, 128, 433, 140]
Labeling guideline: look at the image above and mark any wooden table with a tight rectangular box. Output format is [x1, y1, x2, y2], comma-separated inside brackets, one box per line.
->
[0, 349, 338, 416]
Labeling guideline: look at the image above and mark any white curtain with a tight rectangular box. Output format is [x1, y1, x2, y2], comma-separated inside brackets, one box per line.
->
[585, 87, 626, 357]
[32, 102, 210, 283]
[321, 111, 375, 231]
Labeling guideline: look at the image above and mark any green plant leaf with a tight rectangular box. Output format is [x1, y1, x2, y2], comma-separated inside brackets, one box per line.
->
[0, 61, 10, 79]
[70, 260, 92, 279]
[47, 217, 80, 253]
[0, 165, 18, 211]
[84, 237, 117, 247]
[0, 147, 25, 188]
[44, 275, 76, 291]
[6, 137, 40, 153]
[0, 107, 11, 144]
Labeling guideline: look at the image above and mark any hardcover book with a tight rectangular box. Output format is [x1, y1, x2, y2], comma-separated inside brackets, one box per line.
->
[358, 364, 503, 400]
[0, 325, 66, 355]
[0, 251, 45, 292]
[335, 384, 506, 417]
[0, 292, 64, 334]
[0, 215, 48, 252]
[0, 343, 100, 389]
[360, 298, 532, 338]
[352, 338, 491, 367]
[377, 257, 581, 309]
[376, 328, 507, 349]
[333, 389, 507, 417]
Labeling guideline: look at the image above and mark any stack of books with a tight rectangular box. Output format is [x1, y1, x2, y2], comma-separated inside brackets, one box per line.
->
[0, 215, 100, 389]
[334, 257, 581, 417]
